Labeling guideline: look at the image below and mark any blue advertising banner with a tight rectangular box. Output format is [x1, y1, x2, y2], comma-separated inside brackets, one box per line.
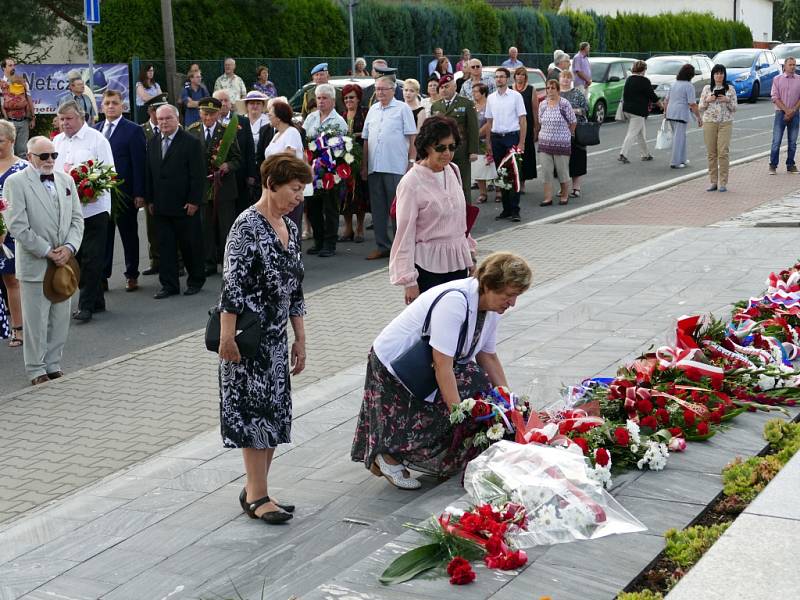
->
[14, 64, 131, 114]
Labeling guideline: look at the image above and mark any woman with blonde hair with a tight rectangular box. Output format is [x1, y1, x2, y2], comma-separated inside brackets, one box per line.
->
[402, 79, 426, 130]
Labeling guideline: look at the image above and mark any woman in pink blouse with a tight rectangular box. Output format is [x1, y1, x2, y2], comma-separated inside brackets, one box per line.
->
[390, 115, 477, 305]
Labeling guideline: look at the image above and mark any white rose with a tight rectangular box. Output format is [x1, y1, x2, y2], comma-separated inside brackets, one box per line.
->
[344, 153, 355, 163]
[486, 423, 505, 441]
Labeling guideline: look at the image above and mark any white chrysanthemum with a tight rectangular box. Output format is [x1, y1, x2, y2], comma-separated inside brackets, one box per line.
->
[486, 423, 505, 441]
[344, 153, 355, 163]
[473, 431, 489, 448]
[587, 464, 613, 489]
[450, 409, 465, 424]
[636, 440, 669, 471]
[534, 503, 559, 529]
[626, 420, 641, 444]
[461, 398, 476, 412]
[345, 139, 353, 151]
[308, 141, 317, 151]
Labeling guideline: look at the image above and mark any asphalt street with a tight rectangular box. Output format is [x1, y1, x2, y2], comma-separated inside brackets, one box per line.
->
[0, 99, 779, 392]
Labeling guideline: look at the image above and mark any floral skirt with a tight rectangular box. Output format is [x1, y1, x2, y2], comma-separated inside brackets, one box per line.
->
[351, 349, 492, 477]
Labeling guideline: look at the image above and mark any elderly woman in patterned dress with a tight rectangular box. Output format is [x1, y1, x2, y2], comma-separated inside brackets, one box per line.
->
[218, 153, 312, 525]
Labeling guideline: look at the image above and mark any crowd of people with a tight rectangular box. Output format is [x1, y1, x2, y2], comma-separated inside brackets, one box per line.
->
[1, 44, 800, 522]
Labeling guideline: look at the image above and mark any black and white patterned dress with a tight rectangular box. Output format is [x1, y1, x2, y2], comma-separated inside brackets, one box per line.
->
[218, 207, 305, 448]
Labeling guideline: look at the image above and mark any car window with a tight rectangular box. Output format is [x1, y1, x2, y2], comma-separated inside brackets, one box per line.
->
[767, 51, 776, 64]
[774, 45, 800, 60]
[646, 59, 685, 75]
[758, 52, 769, 67]
[622, 61, 634, 77]
[705, 57, 714, 71]
[691, 58, 703, 74]
[590, 62, 608, 82]
[608, 63, 625, 80]
[529, 71, 546, 91]
[714, 51, 759, 69]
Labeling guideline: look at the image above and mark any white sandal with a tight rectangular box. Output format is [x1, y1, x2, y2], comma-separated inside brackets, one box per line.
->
[370, 455, 421, 490]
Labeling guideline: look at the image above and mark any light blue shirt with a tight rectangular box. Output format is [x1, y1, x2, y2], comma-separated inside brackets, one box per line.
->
[665, 81, 697, 123]
[362, 98, 417, 175]
[302, 109, 348, 139]
[501, 59, 524, 69]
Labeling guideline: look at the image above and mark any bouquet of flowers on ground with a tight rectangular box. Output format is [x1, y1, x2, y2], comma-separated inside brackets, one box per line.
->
[306, 123, 357, 192]
[494, 146, 523, 192]
[69, 160, 122, 205]
[450, 386, 530, 451]
[379, 500, 528, 586]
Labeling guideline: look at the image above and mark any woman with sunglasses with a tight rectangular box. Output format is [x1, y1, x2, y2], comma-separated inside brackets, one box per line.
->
[389, 115, 477, 305]
[339, 84, 370, 243]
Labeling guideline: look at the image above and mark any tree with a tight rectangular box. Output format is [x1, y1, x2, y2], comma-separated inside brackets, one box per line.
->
[774, 0, 800, 41]
[1, 1, 84, 62]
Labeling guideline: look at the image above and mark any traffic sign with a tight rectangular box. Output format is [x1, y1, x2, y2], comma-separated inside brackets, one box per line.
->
[85, 0, 100, 24]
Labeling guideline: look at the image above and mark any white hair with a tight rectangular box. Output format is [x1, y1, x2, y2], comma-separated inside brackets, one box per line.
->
[27, 135, 50, 151]
[213, 89, 230, 101]
[57, 100, 85, 118]
[315, 83, 335, 99]
[376, 76, 397, 89]
[0, 119, 16, 142]
[156, 104, 179, 118]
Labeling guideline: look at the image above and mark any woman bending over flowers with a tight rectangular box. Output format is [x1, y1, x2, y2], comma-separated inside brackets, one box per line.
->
[351, 252, 533, 489]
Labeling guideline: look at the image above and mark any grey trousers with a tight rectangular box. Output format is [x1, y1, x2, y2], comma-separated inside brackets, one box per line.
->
[368, 172, 403, 253]
[669, 121, 688, 167]
[12, 120, 29, 159]
[20, 281, 72, 379]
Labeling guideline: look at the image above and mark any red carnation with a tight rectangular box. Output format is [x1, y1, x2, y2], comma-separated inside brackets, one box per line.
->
[449, 564, 476, 585]
[656, 408, 670, 424]
[594, 447, 610, 467]
[336, 163, 352, 180]
[654, 396, 667, 408]
[81, 185, 95, 199]
[669, 427, 684, 437]
[710, 410, 722, 424]
[471, 401, 491, 418]
[447, 557, 471, 577]
[485, 549, 527, 570]
[528, 431, 549, 445]
[558, 420, 573, 435]
[640, 415, 658, 430]
[683, 409, 696, 426]
[86, 159, 94, 167]
[613, 427, 630, 446]
[70, 170, 81, 182]
[697, 421, 709, 435]
[636, 399, 653, 415]
[80, 165, 88, 174]
[572, 437, 589, 455]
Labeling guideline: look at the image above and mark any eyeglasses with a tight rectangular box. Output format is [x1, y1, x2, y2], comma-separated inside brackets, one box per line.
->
[470, 65, 481, 69]
[31, 152, 59, 160]
[433, 143, 457, 153]
[375, 87, 393, 92]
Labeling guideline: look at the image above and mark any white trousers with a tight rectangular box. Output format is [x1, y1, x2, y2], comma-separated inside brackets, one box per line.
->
[621, 114, 649, 158]
[20, 281, 72, 379]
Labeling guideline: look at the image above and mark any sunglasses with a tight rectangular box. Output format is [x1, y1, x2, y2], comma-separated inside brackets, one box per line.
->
[433, 143, 457, 153]
[470, 65, 481, 69]
[31, 152, 59, 160]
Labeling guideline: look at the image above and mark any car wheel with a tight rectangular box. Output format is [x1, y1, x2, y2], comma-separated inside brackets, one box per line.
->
[592, 100, 606, 124]
[749, 81, 759, 104]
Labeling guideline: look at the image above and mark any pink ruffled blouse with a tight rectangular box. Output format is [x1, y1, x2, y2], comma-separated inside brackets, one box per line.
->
[389, 163, 477, 287]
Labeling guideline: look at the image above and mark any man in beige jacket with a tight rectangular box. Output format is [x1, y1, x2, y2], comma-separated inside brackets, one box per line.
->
[5, 136, 84, 384]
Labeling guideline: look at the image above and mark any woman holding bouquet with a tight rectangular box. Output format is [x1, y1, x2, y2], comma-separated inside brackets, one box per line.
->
[0, 120, 26, 347]
[339, 84, 369, 243]
[352, 251, 532, 489]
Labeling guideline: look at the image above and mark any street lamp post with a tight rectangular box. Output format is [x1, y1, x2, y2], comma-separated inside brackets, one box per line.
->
[347, 0, 358, 74]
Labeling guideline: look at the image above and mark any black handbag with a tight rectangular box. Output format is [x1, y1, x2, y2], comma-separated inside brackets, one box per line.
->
[390, 289, 470, 400]
[575, 121, 601, 146]
[205, 307, 263, 359]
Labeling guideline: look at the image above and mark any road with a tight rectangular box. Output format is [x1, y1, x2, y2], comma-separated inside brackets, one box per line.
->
[0, 100, 779, 392]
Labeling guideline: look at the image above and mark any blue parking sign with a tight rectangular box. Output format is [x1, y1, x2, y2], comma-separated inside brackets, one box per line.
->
[85, 0, 100, 24]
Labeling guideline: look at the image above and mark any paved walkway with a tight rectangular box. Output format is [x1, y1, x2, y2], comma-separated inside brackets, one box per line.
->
[0, 157, 798, 599]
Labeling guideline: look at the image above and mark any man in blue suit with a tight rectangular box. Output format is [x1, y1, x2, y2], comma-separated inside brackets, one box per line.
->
[97, 89, 147, 292]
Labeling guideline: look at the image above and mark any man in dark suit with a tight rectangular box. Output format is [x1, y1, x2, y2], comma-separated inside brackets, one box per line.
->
[186, 97, 241, 275]
[144, 104, 206, 299]
[97, 89, 147, 292]
[213, 89, 256, 216]
[141, 93, 168, 276]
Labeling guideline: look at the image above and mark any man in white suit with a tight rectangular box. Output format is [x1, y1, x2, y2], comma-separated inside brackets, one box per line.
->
[5, 136, 84, 385]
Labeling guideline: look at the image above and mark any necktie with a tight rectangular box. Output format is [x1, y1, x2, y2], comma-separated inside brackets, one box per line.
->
[104, 121, 114, 139]
[205, 128, 212, 145]
[161, 135, 170, 158]
[40, 174, 54, 182]
[153, 125, 159, 137]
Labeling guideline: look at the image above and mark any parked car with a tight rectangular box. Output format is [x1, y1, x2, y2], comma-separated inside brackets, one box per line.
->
[586, 57, 635, 124]
[482, 66, 547, 103]
[645, 54, 713, 104]
[712, 48, 781, 103]
[772, 43, 800, 67]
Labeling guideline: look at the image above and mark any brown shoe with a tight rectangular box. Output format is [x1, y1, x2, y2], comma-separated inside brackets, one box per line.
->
[366, 250, 390, 260]
[47, 371, 64, 380]
[126, 278, 139, 292]
[31, 375, 50, 386]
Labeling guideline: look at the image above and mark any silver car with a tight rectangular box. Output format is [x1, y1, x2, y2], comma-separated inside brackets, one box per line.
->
[646, 54, 713, 102]
[773, 43, 800, 67]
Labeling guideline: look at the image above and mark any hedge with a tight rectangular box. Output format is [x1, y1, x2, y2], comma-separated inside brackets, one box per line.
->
[95, 0, 752, 64]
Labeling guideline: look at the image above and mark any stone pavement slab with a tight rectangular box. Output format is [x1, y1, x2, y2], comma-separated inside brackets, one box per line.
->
[1, 221, 797, 599]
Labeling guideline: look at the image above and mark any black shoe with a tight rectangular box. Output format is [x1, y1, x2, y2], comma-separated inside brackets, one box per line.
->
[495, 212, 511, 220]
[153, 289, 176, 299]
[239, 487, 294, 515]
[142, 266, 159, 276]
[183, 286, 201, 296]
[239, 490, 292, 524]
[510, 214, 521, 222]
[72, 309, 92, 323]
[307, 245, 322, 255]
[318, 248, 336, 258]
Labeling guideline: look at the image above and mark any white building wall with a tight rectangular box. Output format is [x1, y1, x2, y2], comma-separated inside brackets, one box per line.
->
[561, 0, 774, 41]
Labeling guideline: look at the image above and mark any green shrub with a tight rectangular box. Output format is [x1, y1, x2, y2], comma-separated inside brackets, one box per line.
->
[617, 591, 664, 600]
[763, 419, 800, 463]
[664, 522, 731, 568]
[722, 455, 782, 503]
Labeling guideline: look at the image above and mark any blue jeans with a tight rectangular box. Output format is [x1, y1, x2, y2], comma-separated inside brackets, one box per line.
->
[770, 110, 799, 168]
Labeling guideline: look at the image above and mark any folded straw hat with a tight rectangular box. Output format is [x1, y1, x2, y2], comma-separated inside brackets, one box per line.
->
[43, 256, 80, 304]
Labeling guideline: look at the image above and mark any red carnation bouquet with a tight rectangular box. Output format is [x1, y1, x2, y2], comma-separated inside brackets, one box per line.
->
[69, 160, 122, 205]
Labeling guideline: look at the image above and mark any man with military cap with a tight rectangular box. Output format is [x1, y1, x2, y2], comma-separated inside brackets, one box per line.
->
[364, 62, 404, 106]
[430, 73, 479, 201]
[301, 63, 344, 118]
[186, 97, 242, 275]
[140, 93, 170, 276]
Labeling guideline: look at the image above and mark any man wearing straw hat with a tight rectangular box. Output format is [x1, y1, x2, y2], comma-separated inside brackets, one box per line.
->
[5, 136, 84, 385]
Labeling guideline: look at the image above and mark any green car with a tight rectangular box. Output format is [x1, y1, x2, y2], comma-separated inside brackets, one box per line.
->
[586, 57, 635, 124]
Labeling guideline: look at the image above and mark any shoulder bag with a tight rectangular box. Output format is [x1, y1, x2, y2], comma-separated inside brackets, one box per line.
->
[205, 307, 263, 359]
[390, 289, 471, 400]
[575, 121, 601, 146]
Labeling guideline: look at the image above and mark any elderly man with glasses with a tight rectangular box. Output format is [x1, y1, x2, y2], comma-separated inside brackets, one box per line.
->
[361, 75, 417, 260]
[459, 59, 496, 99]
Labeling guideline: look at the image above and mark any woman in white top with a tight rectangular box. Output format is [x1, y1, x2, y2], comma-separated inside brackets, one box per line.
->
[135, 64, 162, 107]
[236, 91, 270, 150]
[264, 100, 308, 233]
[351, 252, 532, 489]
